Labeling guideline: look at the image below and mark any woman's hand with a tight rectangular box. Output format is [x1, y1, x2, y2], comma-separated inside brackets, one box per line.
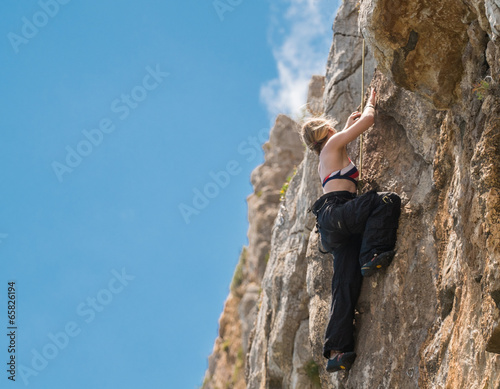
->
[322, 87, 377, 151]
[344, 88, 376, 129]
[366, 88, 376, 108]
[345, 111, 362, 129]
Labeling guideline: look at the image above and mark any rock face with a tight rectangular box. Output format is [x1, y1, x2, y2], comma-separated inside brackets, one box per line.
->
[202, 115, 304, 389]
[204, 0, 500, 388]
[359, 0, 471, 108]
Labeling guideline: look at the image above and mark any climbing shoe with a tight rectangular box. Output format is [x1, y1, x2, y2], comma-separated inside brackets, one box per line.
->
[326, 352, 357, 373]
[361, 250, 395, 277]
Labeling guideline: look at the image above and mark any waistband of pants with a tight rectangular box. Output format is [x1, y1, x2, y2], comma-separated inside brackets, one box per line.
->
[319, 190, 357, 201]
[309, 191, 357, 216]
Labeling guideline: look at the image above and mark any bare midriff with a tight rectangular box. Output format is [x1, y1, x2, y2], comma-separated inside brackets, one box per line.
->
[322, 179, 357, 194]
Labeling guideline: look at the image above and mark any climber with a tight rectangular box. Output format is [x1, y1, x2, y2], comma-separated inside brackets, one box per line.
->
[302, 88, 401, 373]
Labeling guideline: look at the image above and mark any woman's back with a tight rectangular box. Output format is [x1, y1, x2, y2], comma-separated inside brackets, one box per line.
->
[319, 147, 357, 194]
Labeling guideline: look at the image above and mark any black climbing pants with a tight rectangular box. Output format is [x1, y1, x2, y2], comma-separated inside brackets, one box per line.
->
[310, 190, 401, 359]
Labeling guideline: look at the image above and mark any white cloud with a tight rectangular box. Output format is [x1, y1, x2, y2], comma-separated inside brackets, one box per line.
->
[261, 0, 339, 119]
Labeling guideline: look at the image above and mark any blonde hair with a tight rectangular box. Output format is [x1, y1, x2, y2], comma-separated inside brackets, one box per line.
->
[300, 116, 337, 155]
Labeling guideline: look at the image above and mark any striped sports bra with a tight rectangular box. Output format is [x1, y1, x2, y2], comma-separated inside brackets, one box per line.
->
[322, 159, 359, 187]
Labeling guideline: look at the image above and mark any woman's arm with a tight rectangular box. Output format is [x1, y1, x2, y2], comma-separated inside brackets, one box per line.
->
[323, 88, 377, 151]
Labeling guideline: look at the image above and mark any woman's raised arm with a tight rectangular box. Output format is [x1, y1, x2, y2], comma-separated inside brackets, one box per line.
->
[322, 88, 377, 151]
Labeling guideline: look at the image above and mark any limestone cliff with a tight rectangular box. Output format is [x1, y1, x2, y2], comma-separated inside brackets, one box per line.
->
[204, 0, 500, 388]
[202, 115, 304, 389]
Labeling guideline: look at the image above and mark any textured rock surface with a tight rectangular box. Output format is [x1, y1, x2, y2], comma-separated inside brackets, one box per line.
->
[486, 0, 500, 39]
[201, 115, 304, 389]
[359, 0, 471, 108]
[205, 0, 500, 388]
[307, 75, 326, 116]
[324, 1, 375, 120]
[246, 148, 322, 389]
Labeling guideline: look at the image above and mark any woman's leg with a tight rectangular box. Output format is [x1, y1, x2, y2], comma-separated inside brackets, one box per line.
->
[341, 191, 401, 266]
[323, 235, 362, 358]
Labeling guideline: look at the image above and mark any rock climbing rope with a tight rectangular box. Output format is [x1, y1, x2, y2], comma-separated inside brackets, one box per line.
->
[358, 38, 366, 185]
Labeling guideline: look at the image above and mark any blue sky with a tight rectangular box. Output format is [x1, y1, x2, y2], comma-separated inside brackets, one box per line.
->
[0, 1, 338, 388]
